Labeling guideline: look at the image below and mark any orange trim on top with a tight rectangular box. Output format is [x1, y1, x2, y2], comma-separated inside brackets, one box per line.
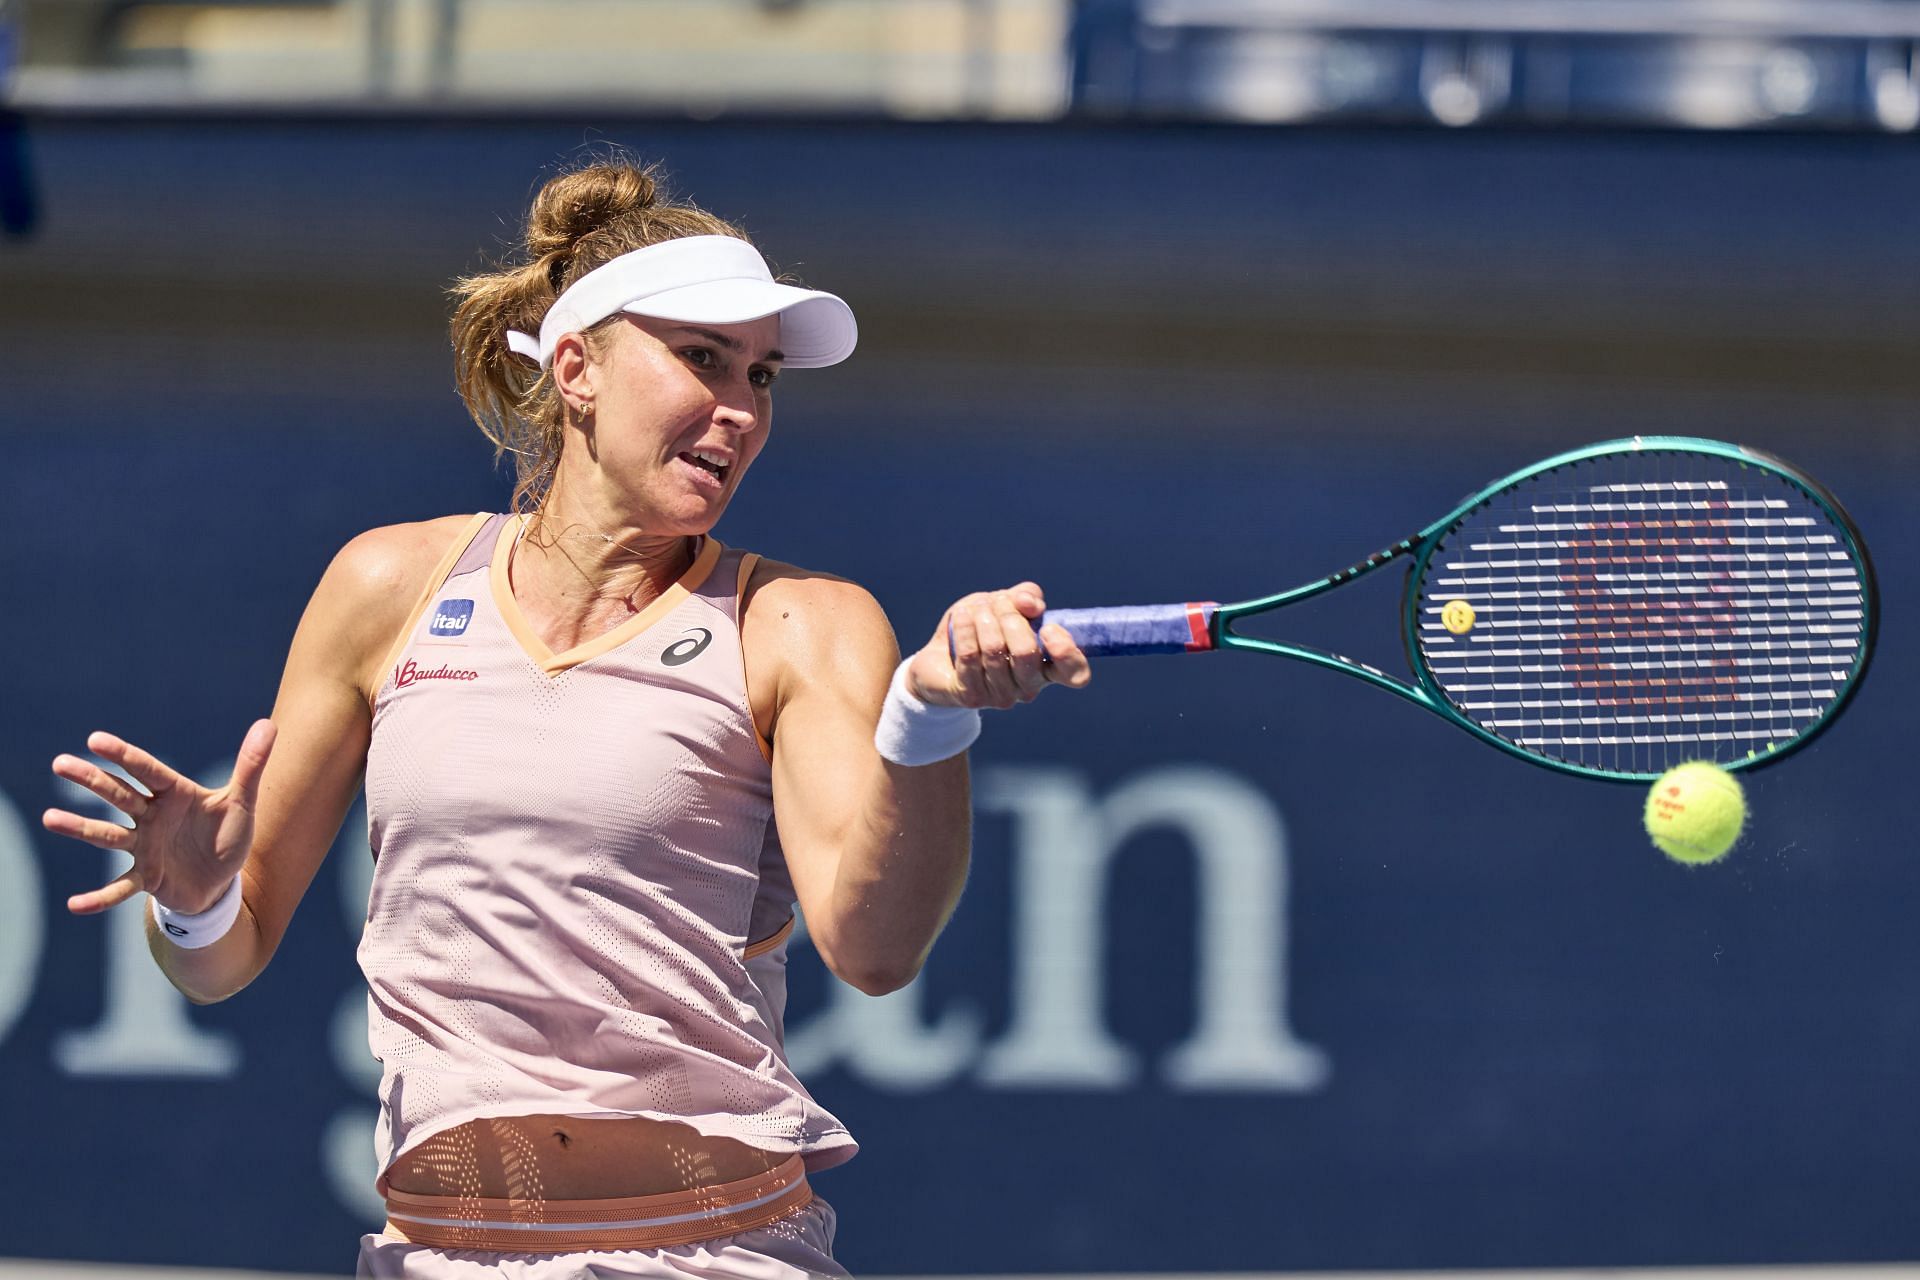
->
[383, 1154, 811, 1254]
[375, 513, 494, 698]
[735, 552, 775, 763]
[742, 915, 794, 960]
[490, 518, 723, 675]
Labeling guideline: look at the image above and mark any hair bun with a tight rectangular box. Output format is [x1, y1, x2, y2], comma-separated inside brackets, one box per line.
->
[525, 162, 659, 257]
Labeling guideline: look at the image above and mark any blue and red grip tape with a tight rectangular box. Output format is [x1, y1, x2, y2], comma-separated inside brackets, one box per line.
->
[1039, 603, 1218, 656]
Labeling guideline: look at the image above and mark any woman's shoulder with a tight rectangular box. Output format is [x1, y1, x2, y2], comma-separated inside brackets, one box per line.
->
[308, 515, 495, 683]
[742, 556, 879, 619]
[327, 514, 489, 599]
[741, 556, 896, 673]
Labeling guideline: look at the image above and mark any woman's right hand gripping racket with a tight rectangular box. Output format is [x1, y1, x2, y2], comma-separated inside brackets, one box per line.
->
[1042, 436, 1876, 782]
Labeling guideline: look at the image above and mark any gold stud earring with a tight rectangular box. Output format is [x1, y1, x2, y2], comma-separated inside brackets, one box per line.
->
[579, 400, 595, 416]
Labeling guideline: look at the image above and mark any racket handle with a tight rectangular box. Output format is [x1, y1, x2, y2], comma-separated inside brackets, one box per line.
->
[1040, 603, 1218, 656]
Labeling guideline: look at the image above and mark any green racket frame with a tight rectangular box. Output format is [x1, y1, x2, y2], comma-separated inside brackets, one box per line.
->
[1205, 437, 1878, 782]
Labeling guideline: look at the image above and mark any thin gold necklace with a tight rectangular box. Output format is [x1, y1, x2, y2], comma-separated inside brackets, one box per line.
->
[516, 514, 695, 614]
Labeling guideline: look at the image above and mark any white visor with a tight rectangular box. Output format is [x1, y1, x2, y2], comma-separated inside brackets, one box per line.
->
[506, 235, 857, 370]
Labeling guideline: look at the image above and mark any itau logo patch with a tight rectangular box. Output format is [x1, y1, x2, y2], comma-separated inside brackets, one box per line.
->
[430, 599, 475, 637]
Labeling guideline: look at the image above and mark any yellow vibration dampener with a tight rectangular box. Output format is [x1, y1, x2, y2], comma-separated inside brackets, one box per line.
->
[1442, 599, 1477, 635]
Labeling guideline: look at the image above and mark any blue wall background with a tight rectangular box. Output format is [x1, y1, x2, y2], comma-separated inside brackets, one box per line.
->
[0, 115, 1914, 1276]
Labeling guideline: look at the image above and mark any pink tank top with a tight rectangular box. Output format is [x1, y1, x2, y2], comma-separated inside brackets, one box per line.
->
[358, 514, 855, 1192]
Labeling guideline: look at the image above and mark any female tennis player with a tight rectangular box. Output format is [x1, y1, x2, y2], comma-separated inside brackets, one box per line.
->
[42, 158, 1091, 1278]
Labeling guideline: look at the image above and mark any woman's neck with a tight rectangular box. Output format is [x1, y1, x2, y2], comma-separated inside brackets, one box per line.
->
[511, 502, 696, 622]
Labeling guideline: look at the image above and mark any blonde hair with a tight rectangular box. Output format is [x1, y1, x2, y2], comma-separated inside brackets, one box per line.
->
[449, 157, 750, 513]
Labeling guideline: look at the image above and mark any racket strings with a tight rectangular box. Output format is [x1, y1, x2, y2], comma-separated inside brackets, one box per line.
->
[1414, 451, 1869, 775]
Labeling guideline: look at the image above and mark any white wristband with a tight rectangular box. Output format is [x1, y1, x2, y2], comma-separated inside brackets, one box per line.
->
[151, 873, 244, 949]
[875, 659, 981, 766]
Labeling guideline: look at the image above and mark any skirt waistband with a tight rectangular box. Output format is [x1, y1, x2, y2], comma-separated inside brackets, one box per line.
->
[382, 1154, 812, 1254]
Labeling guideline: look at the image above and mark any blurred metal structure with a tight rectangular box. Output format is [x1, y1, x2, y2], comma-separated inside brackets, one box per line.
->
[5, 0, 1070, 116]
[0, 0, 15, 96]
[0, 0, 38, 236]
[7, 0, 1918, 130]
[1073, 0, 1920, 128]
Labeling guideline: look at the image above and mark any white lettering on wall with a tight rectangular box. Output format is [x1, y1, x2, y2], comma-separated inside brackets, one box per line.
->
[323, 1105, 385, 1228]
[0, 786, 45, 1048]
[976, 767, 1138, 1086]
[981, 765, 1329, 1091]
[783, 909, 983, 1089]
[786, 764, 1329, 1094]
[1115, 768, 1328, 1091]
[52, 763, 239, 1077]
[326, 797, 386, 1227]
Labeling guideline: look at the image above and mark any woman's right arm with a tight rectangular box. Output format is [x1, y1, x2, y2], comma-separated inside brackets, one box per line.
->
[43, 519, 465, 1005]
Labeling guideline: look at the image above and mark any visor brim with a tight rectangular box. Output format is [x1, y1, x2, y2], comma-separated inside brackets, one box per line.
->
[621, 280, 857, 369]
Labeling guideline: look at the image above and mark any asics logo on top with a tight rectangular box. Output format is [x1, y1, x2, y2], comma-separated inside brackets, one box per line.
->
[661, 628, 714, 667]
[430, 599, 475, 637]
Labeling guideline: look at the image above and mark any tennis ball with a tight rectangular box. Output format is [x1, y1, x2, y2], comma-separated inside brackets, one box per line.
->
[1644, 761, 1746, 865]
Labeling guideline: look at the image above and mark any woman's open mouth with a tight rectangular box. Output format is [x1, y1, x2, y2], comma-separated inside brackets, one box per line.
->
[677, 449, 732, 488]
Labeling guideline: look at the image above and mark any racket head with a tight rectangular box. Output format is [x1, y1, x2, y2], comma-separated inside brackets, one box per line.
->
[1403, 437, 1876, 782]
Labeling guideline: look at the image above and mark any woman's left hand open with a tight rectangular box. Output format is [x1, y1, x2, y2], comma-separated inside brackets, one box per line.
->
[906, 582, 1091, 711]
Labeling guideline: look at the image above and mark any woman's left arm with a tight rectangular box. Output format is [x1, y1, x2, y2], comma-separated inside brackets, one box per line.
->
[745, 567, 1088, 996]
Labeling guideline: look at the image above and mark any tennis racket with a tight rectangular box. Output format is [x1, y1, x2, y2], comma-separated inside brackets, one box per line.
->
[1043, 437, 1876, 782]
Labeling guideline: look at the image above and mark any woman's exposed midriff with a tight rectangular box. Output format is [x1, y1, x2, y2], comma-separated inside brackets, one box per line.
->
[384, 1113, 787, 1200]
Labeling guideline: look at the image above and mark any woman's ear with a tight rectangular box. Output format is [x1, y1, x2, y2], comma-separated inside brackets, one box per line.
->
[550, 331, 596, 414]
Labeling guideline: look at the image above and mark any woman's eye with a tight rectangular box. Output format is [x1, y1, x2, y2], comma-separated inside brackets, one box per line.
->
[683, 347, 716, 369]
[750, 368, 780, 389]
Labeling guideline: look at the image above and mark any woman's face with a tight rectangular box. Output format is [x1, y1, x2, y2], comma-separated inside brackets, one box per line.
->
[565, 312, 784, 536]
